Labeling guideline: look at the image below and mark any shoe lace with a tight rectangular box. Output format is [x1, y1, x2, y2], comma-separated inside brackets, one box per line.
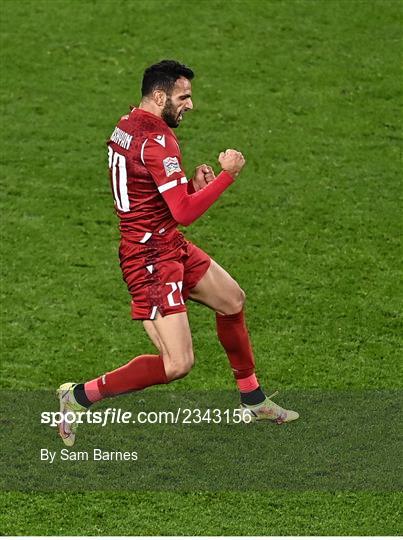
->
[266, 390, 279, 401]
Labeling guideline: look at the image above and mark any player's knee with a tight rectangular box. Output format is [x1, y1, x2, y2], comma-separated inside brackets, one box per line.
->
[164, 350, 195, 381]
[173, 359, 194, 380]
[225, 285, 246, 315]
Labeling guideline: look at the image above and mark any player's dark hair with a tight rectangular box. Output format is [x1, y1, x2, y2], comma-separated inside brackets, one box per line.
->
[141, 60, 194, 97]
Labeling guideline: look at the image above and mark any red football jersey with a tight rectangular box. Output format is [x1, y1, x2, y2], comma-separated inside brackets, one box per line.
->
[107, 108, 182, 242]
[107, 107, 234, 243]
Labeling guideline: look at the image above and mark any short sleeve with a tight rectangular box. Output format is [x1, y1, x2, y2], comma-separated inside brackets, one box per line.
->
[141, 134, 188, 194]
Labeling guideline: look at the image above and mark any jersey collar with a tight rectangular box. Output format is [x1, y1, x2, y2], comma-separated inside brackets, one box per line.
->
[131, 107, 178, 140]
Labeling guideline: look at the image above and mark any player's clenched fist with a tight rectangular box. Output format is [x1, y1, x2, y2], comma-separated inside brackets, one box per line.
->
[192, 163, 216, 191]
[218, 149, 246, 178]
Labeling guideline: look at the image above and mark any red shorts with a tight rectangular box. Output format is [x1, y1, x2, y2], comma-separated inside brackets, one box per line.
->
[119, 230, 211, 320]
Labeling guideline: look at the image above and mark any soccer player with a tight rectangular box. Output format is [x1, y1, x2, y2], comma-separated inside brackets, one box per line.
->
[57, 60, 299, 446]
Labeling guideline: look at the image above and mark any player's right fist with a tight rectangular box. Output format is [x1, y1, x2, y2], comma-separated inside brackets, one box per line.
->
[218, 149, 246, 178]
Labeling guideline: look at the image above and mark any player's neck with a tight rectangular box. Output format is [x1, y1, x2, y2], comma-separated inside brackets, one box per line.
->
[138, 99, 163, 120]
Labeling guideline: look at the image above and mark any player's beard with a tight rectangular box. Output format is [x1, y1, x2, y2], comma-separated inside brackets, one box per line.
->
[161, 96, 180, 128]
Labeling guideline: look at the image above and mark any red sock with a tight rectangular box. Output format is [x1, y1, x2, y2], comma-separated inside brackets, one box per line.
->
[84, 354, 168, 402]
[216, 308, 260, 392]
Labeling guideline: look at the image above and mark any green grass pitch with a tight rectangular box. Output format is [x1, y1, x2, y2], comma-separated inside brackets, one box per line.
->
[1, 0, 402, 535]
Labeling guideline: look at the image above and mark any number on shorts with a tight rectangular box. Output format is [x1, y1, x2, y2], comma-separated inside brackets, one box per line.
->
[166, 281, 184, 307]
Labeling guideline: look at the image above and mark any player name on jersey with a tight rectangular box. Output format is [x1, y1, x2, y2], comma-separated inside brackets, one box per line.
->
[110, 126, 133, 150]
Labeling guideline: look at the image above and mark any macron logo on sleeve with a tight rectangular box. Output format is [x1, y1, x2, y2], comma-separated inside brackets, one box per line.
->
[163, 156, 181, 177]
[154, 135, 166, 147]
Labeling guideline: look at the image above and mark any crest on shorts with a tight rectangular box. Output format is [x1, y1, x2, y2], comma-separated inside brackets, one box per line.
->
[163, 156, 181, 177]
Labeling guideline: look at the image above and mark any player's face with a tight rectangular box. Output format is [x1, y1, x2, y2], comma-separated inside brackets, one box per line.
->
[162, 77, 193, 128]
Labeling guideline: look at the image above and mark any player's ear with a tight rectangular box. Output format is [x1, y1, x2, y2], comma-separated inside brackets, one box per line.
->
[152, 89, 166, 108]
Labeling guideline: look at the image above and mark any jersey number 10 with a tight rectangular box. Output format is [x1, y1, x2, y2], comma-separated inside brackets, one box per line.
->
[108, 146, 130, 212]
